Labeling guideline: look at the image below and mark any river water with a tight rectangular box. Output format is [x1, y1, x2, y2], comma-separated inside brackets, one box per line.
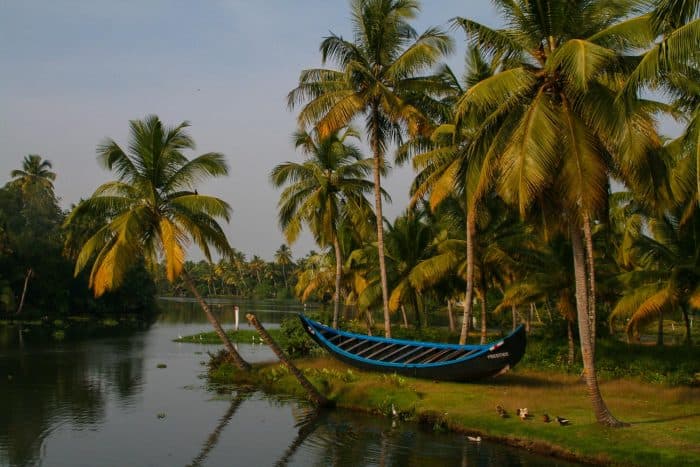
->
[0, 299, 577, 466]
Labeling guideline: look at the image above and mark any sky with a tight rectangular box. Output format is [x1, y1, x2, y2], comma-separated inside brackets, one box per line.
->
[1, 1, 500, 261]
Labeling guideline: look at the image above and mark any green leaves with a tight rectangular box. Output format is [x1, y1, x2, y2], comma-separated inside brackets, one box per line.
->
[546, 39, 616, 91]
[67, 115, 232, 297]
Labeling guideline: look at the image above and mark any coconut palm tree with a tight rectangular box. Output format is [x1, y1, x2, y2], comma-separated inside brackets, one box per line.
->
[271, 128, 377, 328]
[611, 205, 700, 346]
[10, 154, 56, 194]
[274, 244, 294, 289]
[65, 115, 250, 370]
[10, 154, 61, 314]
[497, 234, 579, 365]
[451, 0, 667, 426]
[288, 0, 453, 337]
[381, 208, 436, 328]
[406, 46, 503, 344]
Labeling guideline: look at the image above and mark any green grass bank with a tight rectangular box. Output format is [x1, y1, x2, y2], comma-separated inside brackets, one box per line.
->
[206, 354, 700, 466]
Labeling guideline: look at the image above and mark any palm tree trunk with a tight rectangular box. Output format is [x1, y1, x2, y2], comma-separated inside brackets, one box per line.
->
[682, 304, 692, 346]
[657, 310, 664, 346]
[15, 267, 33, 314]
[246, 313, 331, 407]
[480, 274, 488, 345]
[459, 210, 476, 345]
[332, 236, 342, 329]
[582, 213, 597, 355]
[511, 305, 517, 331]
[400, 305, 409, 328]
[447, 299, 456, 333]
[567, 319, 575, 366]
[182, 270, 250, 371]
[480, 297, 487, 344]
[525, 306, 531, 333]
[370, 103, 391, 339]
[571, 224, 625, 427]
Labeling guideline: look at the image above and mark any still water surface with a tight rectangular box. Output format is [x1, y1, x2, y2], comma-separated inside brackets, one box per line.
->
[0, 299, 577, 466]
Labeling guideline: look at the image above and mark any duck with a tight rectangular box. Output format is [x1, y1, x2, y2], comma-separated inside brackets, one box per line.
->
[556, 416, 570, 426]
[496, 405, 508, 418]
[542, 414, 551, 423]
[467, 435, 482, 442]
[516, 408, 530, 420]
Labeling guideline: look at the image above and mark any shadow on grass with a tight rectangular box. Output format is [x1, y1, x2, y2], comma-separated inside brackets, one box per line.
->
[487, 373, 582, 389]
[630, 413, 700, 425]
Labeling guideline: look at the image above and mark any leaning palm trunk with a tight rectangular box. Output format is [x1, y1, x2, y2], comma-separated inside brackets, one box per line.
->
[460, 211, 476, 344]
[332, 236, 342, 328]
[246, 313, 331, 407]
[370, 113, 392, 338]
[182, 270, 250, 371]
[15, 267, 33, 314]
[571, 224, 625, 427]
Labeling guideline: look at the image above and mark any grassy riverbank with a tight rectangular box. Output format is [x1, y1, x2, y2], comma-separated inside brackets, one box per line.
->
[208, 355, 700, 466]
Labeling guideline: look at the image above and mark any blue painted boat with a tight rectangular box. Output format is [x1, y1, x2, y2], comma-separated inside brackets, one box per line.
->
[299, 315, 526, 382]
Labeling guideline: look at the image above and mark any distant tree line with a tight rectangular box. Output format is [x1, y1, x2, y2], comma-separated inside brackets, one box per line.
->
[0, 155, 155, 318]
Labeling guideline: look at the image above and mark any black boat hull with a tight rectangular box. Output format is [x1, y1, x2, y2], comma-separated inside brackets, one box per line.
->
[299, 315, 526, 382]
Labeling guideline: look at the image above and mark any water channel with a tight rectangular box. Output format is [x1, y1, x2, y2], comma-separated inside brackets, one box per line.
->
[0, 299, 577, 466]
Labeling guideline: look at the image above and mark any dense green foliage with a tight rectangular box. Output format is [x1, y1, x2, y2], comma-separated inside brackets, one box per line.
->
[0, 156, 155, 318]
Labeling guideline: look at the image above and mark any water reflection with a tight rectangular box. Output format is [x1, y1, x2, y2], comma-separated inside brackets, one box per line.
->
[157, 298, 311, 327]
[188, 390, 251, 467]
[0, 300, 578, 466]
[0, 324, 148, 466]
[276, 408, 578, 467]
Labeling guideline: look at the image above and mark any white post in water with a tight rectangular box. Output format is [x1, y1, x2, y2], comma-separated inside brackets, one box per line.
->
[234, 305, 240, 331]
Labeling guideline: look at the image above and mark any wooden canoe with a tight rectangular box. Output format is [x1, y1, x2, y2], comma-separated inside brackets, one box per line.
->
[299, 314, 526, 382]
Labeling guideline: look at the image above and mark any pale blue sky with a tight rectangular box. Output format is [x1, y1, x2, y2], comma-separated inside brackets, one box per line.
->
[0, 1, 499, 260]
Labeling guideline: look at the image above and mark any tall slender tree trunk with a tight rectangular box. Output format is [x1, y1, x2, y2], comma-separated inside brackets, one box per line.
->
[525, 306, 531, 333]
[246, 313, 331, 407]
[571, 224, 625, 427]
[400, 305, 409, 328]
[682, 304, 692, 346]
[370, 106, 391, 338]
[460, 210, 476, 345]
[480, 297, 487, 344]
[15, 267, 33, 314]
[332, 236, 342, 329]
[511, 305, 517, 331]
[182, 270, 250, 371]
[447, 299, 456, 333]
[567, 319, 575, 366]
[480, 274, 488, 344]
[582, 213, 597, 355]
[657, 310, 664, 346]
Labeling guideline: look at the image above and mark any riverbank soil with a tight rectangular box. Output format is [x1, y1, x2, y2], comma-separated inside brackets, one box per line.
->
[209, 356, 700, 466]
